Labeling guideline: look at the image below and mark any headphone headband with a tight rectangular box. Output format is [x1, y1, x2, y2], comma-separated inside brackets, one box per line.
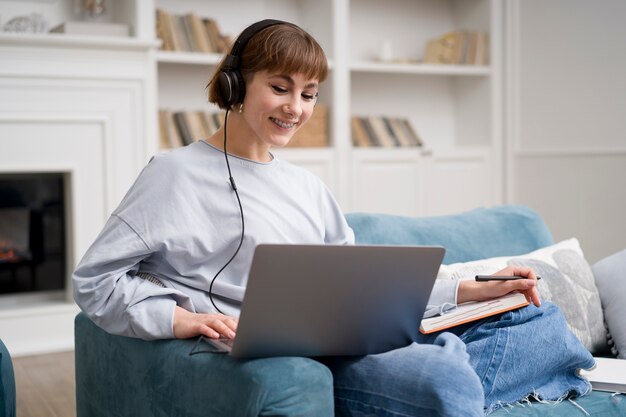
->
[223, 19, 287, 70]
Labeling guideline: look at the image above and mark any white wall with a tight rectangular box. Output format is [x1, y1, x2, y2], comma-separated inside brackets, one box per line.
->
[505, 0, 626, 262]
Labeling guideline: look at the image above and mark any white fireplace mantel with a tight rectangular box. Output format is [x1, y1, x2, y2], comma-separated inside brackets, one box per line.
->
[0, 38, 156, 356]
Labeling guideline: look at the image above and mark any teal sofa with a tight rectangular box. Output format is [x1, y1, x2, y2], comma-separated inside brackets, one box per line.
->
[74, 205, 625, 416]
[0, 338, 16, 417]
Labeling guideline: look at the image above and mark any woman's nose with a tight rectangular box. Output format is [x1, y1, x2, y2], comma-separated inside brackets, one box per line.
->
[283, 98, 302, 119]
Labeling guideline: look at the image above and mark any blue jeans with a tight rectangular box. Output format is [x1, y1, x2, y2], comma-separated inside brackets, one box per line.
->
[456, 302, 594, 414]
[321, 332, 484, 417]
[323, 302, 594, 417]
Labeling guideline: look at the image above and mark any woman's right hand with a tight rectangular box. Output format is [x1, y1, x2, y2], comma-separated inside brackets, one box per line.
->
[173, 306, 238, 339]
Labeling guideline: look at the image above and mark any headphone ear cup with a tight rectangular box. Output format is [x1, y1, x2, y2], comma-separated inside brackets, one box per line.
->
[218, 69, 246, 107]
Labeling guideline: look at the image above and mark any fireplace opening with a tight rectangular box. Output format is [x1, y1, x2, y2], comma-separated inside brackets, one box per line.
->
[0, 173, 67, 295]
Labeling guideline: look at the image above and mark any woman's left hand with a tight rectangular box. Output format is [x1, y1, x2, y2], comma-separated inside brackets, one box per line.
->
[457, 266, 541, 307]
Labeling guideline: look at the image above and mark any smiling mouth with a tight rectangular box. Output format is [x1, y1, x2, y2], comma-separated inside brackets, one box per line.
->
[270, 117, 296, 129]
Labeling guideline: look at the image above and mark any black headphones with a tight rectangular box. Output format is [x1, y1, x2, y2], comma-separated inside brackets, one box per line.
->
[218, 19, 288, 107]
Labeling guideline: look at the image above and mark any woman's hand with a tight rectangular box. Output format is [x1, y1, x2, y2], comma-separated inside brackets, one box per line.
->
[457, 266, 541, 307]
[173, 306, 238, 339]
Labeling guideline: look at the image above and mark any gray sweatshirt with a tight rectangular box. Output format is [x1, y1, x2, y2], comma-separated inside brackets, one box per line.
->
[73, 141, 457, 340]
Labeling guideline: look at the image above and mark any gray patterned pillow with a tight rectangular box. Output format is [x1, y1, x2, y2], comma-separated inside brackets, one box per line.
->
[437, 238, 608, 353]
[592, 248, 626, 359]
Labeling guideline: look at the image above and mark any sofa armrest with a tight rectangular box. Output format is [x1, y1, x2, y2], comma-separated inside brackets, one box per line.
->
[74, 313, 333, 417]
[0, 338, 16, 417]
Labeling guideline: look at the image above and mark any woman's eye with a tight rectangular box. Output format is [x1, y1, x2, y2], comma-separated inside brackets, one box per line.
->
[272, 85, 288, 94]
[302, 93, 317, 102]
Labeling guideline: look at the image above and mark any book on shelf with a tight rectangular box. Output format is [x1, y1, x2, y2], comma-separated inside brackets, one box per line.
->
[419, 291, 530, 334]
[578, 357, 626, 393]
[351, 116, 422, 148]
[368, 116, 397, 147]
[162, 111, 222, 147]
[204, 18, 231, 53]
[359, 118, 381, 147]
[155, 10, 174, 51]
[159, 111, 184, 148]
[173, 112, 193, 146]
[186, 14, 212, 54]
[155, 9, 231, 53]
[177, 14, 195, 53]
[351, 117, 371, 148]
[423, 31, 489, 66]
[183, 112, 205, 142]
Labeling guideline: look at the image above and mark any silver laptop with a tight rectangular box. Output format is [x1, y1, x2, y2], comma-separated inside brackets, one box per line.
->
[202, 244, 444, 358]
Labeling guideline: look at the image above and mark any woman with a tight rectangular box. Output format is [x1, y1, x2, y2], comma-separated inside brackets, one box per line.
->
[73, 19, 593, 416]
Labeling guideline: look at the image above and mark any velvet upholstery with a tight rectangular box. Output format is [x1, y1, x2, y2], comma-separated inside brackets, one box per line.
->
[74, 205, 624, 416]
[75, 313, 333, 417]
[346, 205, 554, 264]
[0, 338, 15, 417]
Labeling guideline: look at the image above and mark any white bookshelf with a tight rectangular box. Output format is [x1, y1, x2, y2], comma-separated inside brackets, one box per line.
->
[347, 0, 501, 214]
[146, 0, 502, 214]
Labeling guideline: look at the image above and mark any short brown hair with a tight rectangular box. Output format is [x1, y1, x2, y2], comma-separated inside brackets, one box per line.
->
[207, 22, 328, 109]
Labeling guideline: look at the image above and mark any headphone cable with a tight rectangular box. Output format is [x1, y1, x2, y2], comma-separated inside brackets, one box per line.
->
[208, 108, 245, 315]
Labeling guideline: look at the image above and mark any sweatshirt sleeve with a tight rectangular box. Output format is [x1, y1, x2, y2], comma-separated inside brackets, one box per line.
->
[423, 280, 460, 319]
[73, 214, 193, 340]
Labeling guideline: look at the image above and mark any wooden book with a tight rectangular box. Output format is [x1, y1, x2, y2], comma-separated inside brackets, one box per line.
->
[381, 117, 402, 147]
[178, 15, 197, 52]
[351, 117, 370, 147]
[155, 9, 173, 51]
[360, 117, 381, 147]
[173, 112, 192, 145]
[203, 18, 221, 53]
[400, 119, 423, 147]
[186, 13, 212, 53]
[467, 32, 479, 65]
[388, 118, 412, 147]
[164, 111, 184, 148]
[184, 111, 205, 141]
[158, 110, 170, 149]
[196, 111, 212, 137]
[368, 116, 395, 147]
[166, 13, 185, 52]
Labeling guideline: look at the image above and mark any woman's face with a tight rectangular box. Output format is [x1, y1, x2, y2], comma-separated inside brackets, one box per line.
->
[240, 70, 319, 148]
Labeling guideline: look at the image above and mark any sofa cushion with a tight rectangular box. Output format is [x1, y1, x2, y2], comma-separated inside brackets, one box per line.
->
[592, 248, 626, 359]
[437, 238, 608, 354]
[346, 205, 554, 264]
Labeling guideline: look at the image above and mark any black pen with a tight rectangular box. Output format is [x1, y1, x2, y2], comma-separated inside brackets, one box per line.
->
[475, 275, 542, 282]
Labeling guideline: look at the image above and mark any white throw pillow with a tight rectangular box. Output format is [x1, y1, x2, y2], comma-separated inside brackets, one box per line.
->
[438, 238, 608, 353]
